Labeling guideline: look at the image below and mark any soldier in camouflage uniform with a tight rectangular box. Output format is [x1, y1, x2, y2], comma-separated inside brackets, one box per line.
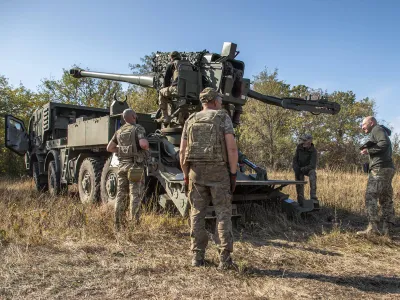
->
[357, 116, 395, 236]
[107, 109, 149, 231]
[293, 134, 318, 206]
[156, 51, 193, 124]
[180, 87, 238, 269]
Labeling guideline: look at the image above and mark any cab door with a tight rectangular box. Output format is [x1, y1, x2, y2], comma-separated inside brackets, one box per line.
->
[5, 115, 29, 156]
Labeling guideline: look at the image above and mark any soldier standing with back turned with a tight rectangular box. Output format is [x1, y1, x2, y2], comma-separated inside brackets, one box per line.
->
[107, 109, 149, 231]
[357, 116, 395, 236]
[180, 87, 238, 269]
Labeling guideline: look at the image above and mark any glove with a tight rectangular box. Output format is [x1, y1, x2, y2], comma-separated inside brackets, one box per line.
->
[229, 171, 237, 193]
[300, 167, 308, 174]
[184, 177, 189, 196]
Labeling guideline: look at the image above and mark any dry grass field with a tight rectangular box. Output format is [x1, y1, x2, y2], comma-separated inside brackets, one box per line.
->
[0, 170, 399, 299]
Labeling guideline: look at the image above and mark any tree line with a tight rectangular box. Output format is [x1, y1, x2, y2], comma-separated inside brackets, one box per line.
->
[1, 64, 399, 177]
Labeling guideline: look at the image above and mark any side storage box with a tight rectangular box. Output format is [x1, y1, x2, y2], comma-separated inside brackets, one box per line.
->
[68, 116, 111, 147]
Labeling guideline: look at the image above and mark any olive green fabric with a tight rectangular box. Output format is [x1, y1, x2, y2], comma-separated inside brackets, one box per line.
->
[292, 143, 317, 174]
[367, 125, 394, 170]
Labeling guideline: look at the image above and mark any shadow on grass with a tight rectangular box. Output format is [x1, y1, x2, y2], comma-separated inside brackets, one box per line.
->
[246, 268, 400, 294]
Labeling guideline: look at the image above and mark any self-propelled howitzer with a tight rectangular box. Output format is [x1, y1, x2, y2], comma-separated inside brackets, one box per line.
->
[66, 42, 341, 220]
[70, 42, 340, 129]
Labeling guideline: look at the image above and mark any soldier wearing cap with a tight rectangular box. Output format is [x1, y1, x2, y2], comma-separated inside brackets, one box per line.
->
[157, 51, 193, 124]
[293, 134, 318, 205]
[180, 87, 238, 269]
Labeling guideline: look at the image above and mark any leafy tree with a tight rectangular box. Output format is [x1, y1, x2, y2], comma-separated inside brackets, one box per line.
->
[38, 67, 124, 108]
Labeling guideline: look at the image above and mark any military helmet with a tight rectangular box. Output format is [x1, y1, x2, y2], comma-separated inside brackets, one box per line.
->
[199, 87, 223, 103]
[170, 51, 181, 60]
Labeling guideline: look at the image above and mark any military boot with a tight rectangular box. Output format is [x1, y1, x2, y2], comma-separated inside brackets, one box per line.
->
[382, 222, 393, 237]
[356, 221, 380, 236]
[191, 251, 205, 267]
[217, 250, 234, 270]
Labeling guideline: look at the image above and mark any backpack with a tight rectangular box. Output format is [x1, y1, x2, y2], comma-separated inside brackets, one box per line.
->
[172, 60, 193, 82]
[117, 123, 138, 160]
[185, 110, 228, 163]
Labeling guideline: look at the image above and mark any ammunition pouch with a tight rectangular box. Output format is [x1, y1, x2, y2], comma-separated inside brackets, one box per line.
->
[128, 167, 144, 183]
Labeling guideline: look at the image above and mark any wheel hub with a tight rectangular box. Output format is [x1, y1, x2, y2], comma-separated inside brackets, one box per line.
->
[82, 171, 91, 195]
[105, 172, 117, 199]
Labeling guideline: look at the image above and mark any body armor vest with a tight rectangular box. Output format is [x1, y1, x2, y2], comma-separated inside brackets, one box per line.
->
[117, 123, 139, 160]
[185, 110, 228, 163]
[172, 60, 193, 82]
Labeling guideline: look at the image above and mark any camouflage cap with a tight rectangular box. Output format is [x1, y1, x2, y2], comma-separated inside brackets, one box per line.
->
[170, 51, 181, 60]
[299, 134, 313, 143]
[199, 87, 223, 103]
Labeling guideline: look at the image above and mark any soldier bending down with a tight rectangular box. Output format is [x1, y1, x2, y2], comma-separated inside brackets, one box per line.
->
[180, 87, 238, 269]
[107, 109, 149, 231]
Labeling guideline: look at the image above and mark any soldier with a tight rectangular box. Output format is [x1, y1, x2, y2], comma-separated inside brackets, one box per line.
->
[156, 51, 192, 124]
[293, 134, 318, 205]
[180, 87, 238, 269]
[357, 116, 395, 236]
[107, 109, 149, 231]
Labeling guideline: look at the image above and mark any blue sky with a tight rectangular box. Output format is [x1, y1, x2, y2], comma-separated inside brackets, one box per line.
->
[1, 0, 399, 134]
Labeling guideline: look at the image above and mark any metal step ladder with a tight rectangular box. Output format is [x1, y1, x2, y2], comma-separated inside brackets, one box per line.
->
[61, 148, 69, 184]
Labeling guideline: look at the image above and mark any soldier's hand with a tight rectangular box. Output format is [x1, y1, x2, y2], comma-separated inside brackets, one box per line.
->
[229, 171, 237, 193]
[184, 177, 189, 196]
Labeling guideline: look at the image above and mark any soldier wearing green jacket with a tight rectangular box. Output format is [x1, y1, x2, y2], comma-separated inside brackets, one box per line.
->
[357, 116, 395, 236]
[293, 134, 318, 205]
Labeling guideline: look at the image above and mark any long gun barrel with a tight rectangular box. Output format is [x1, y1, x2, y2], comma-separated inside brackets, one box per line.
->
[70, 68, 154, 88]
[247, 89, 341, 115]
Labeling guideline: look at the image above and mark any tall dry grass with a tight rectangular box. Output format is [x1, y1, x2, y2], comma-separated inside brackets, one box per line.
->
[0, 172, 399, 299]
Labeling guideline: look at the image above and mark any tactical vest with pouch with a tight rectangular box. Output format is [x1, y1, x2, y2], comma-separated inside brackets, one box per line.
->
[117, 123, 140, 161]
[185, 110, 228, 164]
[172, 60, 193, 82]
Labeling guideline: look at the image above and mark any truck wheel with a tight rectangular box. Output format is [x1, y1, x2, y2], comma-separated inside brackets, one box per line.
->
[33, 161, 48, 192]
[100, 157, 118, 205]
[48, 161, 61, 196]
[78, 157, 103, 204]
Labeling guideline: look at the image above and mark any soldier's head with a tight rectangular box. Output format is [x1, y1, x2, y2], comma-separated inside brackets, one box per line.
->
[299, 134, 313, 148]
[200, 87, 223, 110]
[362, 116, 377, 133]
[123, 109, 137, 125]
[170, 51, 181, 61]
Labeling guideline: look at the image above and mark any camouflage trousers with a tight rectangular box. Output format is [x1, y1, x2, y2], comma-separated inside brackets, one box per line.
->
[295, 169, 317, 205]
[159, 86, 178, 111]
[115, 162, 145, 230]
[365, 168, 395, 223]
[189, 164, 233, 253]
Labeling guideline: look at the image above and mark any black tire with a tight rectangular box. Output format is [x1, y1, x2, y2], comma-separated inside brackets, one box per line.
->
[33, 161, 48, 192]
[48, 161, 61, 196]
[78, 157, 104, 204]
[100, 157, 118, 205]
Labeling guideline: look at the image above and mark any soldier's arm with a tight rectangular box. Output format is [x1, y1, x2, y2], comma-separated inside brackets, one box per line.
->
[107, 133, 118, 153]
[180, 121, 190, 179]
[367, 128, 390, 154]
[163, 63, 173, 87]
[225, 134, 238, 174]
[309, 148, 317, 170]
[136, 125, 149, 150]
[292, 148, 299, 170]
